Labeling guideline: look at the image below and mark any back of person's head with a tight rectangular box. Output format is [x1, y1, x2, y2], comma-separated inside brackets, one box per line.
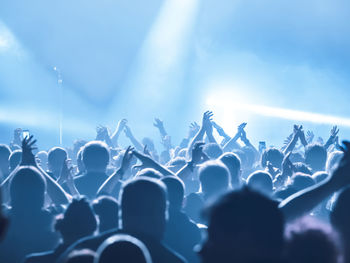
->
[65, 249, 96, 263]
[95, 234, 152, 263]
[241, 146, 257, 169]
[120, 178, 167, 240]
[10, 166, 46, 210]
[82, 141, 109, 172]
[305, 143, 327, 172]
[293, 162, 312, 175]
[261, 148, 284, 169]
[200, 187, 284, 263]
[55, 198, 97, 241]
[203, 143, 223, 159]
[199, 161, 229, 199]
[331, 186, 350, 238]
[219, 152, 241, 190]
[48, 147, 68, 172]
[93, 196, 119, 233]
[290, 173, 315, 191]
[284, 217, 338, 263]
[312, 171, 329, 184]
[326, 151, 343, 174]
[161, 176, 185, 211]
[246, 170, 273, 196]
[9, 150, 22, 172]
[166, 157, 186, 173]
[135, 168, 162, 179]
[0, 144, 11, 173]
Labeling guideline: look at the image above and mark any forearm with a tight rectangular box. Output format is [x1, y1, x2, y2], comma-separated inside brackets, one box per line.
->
[187, 128, 205, 159]
[223, 133, 240, 152]
[97, 170, 123, 196]
[283, 135, 298, 155]
[128, 135, 143, 151]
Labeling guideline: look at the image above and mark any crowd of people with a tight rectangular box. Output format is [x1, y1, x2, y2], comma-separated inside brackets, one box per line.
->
[0, 111, 350, 263]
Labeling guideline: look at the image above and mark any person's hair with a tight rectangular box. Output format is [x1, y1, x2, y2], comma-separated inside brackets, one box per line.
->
[82, 141, 110, 171]
[92, 196, 119, 233]
[199, 161, 229, 198]
[10, 166, 46, 210]
[9, 150, 22, 171]
[203, 143, 223, 159]
[119, 178, 167, 240]
[261, 148, 284, 169]
[65, 249, 96, 263]
[202, 187, 284, 262]
[289, 173, 315, 191]
[246, 170, 273, 196]
[326, 151, 343, 174]
[305, 143, 327, 172]
[161, 176, 185, 211]
[331, 186, 350, 237]
[284, 217, 339, 263]
[135, 168, 162, 179]
[48, 147, 68, 170]
[95, 234, 152, 263]
[219, 152, 241, 189]
[55, 198, 97, 240]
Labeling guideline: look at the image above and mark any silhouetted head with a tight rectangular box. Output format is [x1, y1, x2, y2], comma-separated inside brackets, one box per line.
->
[10, 166, 46, 211]
[305, 143, 327, 172]
[241, 146, 257, 169]
[284, 217, 338, 263]
[93, 196, 119, 233]
[0, 144, 11, 175]
[95, 234, 152, 263]
[65, 249, 96, 263]
[76, 147, 85, 174]
[331, 186, 350, 238]
[262, 148, 284, 169]
[9, 150, 22, 172]
[48, 147, 68, 174]
[246, 171, 273, 196]
[82, 141, 110, 173]
[326, 151, 343, 174]
[219, 152, 241, 190]
[135, 168, 162, 179]
[290, 173, 315, 192]
[120, 178, 167, 240]
[203, 143, 223, 159]
[161, 176, 185, 211]
[55, 198, 97, 243]
[199, 187, 284, 263]
[199, 161, 230, 200]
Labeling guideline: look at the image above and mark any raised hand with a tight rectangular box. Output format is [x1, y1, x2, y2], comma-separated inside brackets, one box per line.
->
[117, 119, 128, 131]
[96, 125, 109, 140]
[202, 111, 213, 130]
[306, 130, 314, 144]
[153, 118, 164, 129]
[331, 126, 340, 138]
[190, 142, 206, 164]
[119, 146, 134, 175]
[132, 149, 155, 170]
[325, 126, 340, 150]
[20, 135, 37, 166]
[188, 122, 200, 138]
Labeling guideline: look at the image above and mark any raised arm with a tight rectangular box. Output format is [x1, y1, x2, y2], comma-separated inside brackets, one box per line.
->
[280, 141, 350, 222]
[110, 119, 128, 147]
[283, 125, 302, 155]
[324, 126, 339, 150]
[212, 121, 231, 146]
[223, 122, 246, 152]
[124, 125, 144, 151]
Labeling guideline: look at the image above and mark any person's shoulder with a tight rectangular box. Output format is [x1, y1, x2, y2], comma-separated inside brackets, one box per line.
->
[24, 250, 55, 263]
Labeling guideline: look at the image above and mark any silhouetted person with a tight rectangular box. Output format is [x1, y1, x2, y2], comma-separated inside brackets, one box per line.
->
[74, 141, 110, 199]
[261, 148, 284, 171]
[92, 196, 119, 233]
[0, 166, 59, 262]
[95, 234, 152, 263]
[48, 147, 68, 179]
[162, 176, 202, 263]
[9, 149, 22, 172]
[25, 198, 97, 263]
[305, 143, 327, 173]
[246, 170, 274, 197]
[0, 144, 11, 182]
[59, 178, 186, 263]
[198, 187, 284, 263]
